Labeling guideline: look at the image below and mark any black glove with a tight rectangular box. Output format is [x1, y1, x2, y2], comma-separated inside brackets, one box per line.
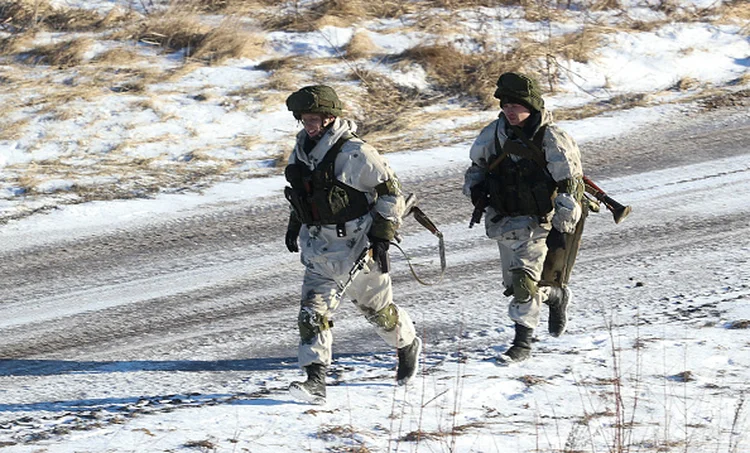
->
[369, 237, 391, 273]
[470, 184, 489, 207]
[285, 214, 302, 253]
[545, 227, 566, 251]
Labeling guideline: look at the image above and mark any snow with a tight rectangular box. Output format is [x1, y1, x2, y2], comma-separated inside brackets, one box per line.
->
[0, 0, 749, 452]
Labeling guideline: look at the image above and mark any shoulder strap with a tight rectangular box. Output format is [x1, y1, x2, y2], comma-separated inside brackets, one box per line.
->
[489, 121, 509, 172]
[317, 136, 350, 169]
[507, 124, 548, 168]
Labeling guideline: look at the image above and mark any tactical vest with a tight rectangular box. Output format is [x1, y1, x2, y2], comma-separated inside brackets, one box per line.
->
[485, 124, 557, 217]
[284, 137, 371, 227]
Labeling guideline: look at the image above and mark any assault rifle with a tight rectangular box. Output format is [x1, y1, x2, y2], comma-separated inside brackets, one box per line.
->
[469, 175, 631, 228]
[336, 193, 440, 302]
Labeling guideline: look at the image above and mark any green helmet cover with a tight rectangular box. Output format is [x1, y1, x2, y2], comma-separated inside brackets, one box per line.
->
[286, 85, 343, 120]
[493, 72, 545, 112]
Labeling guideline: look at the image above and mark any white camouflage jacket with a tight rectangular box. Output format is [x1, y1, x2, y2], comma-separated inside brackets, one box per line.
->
[463, 110, 583, 236]
[289, 118, 405, 277]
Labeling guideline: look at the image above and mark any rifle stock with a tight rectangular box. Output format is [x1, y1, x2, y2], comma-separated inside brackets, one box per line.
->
[583, 176, 631, 224]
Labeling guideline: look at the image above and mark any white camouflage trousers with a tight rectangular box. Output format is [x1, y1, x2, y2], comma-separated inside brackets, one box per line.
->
[489, 215, 554, 329]
[298, 253, 417, 368]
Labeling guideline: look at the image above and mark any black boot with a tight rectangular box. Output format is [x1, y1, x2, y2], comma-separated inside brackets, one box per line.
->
[289, 363, 326, 405]
[499, 324, 533, 363]
[396, 337, 422, 385]
[546, 286, 571, 338]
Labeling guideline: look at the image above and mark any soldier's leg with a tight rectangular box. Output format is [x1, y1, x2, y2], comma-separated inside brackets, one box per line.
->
[497, 223, 549, 362]
[297, 269, 339, 368]
[347, 258, 416, 349]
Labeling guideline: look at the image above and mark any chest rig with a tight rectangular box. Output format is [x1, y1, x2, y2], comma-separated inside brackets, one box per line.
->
[485, 124, 557, 218]
[284, 137, 371, 231]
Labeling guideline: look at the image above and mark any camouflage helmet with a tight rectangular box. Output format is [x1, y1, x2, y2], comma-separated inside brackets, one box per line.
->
[493, 72, 544, 112]
[286, 85, 343, 120]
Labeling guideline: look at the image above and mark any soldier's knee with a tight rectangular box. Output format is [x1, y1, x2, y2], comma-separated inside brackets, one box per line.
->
[364, 303, 399, 332]
[511, 270, 537, 302]
[298, 307, 330, 343]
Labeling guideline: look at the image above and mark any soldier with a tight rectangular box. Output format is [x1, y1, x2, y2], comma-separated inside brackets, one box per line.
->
[463, 72, 585, 363]
[283, 85, 422, 404]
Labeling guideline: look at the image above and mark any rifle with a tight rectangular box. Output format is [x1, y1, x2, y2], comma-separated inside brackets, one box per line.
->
[335, 193, 444, 302]
[583, 176, 632, 224]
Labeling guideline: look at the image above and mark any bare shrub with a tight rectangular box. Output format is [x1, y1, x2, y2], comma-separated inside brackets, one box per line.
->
[20, 37, 93, 67]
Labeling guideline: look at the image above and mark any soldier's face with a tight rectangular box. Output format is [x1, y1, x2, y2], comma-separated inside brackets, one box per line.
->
[301, 114, 335, 138]
[502, 103, 531, 126]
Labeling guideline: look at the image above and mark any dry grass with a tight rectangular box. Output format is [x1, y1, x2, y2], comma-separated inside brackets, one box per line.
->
[715, 0, 750, 32]
[258, 0, 417, 32]
[0, 0, 111, 32]
[117, 13, 209, 54]
[116, 13, 263, 64]
[189, 20, 265, 64]
[549, 27, 603, 64]
[92, 47, 144, 66]
[554, 92, 652, 121]
[393, 43, 525, 108]
[345, 30, 381, 60]
[0, 117, 30, 140]
[349, 68, 432, 140]
[0, 31, 35, 55]
[20, 37, 92, 67]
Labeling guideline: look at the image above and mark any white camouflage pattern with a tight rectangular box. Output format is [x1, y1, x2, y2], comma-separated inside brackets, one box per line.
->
[463, 110, 583, 328]
[289, 118, 416, 367]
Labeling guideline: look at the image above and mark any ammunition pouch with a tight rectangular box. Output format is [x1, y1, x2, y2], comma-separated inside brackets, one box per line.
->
[486, 155, 556, 217]
[284, 137, 371, 227]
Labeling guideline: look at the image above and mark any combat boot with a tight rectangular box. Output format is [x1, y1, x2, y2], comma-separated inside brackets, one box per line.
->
[499, 324, 533, 363]
[396, 337, 422, 385]
[289, 363, 326, 405]
[546, 286, 571, 338]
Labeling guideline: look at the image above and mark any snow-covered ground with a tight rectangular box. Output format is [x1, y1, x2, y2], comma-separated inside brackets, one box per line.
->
[0, 0, 748, 452]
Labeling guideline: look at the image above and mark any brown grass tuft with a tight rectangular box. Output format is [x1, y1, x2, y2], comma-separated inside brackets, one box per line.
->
[120, 13, 209, 54]
[0, 0, 110, 32]
[549, 27, 603, 64]
[351, 69, 431, 140]
[0, 30, 35, 55]
[117, 13, 262, 64]
[258, 0, 417, 32]
[394, 44, 524, 108]
[0, 117, 30, 140]
[345, 30, 380, 60]
[92, 47, 143, 66]
[189, 20, 265, 64]
[21, 37, 93, 67]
